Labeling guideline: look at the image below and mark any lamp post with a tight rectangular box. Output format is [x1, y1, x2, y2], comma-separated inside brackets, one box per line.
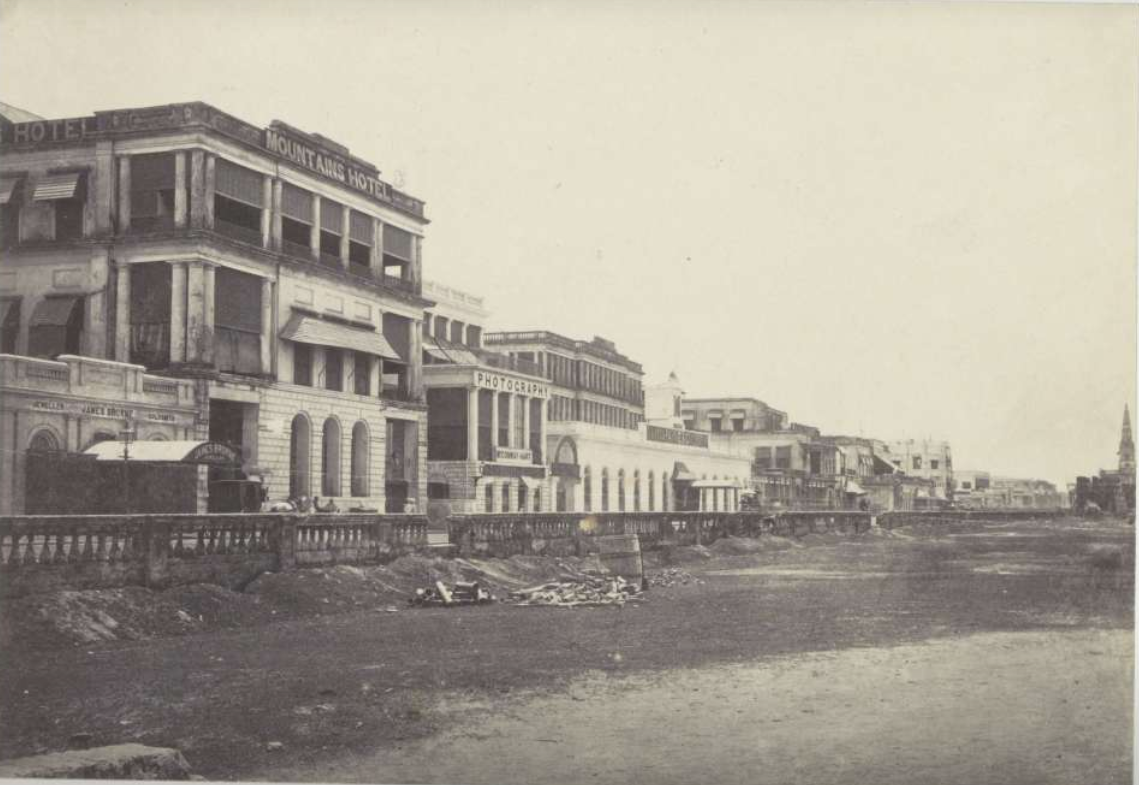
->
[120, 423, 136, 514]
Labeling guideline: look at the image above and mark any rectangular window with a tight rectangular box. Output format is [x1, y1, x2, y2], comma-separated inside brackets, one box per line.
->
[348, 211, 372, 277]
[130, 153, 176, 232]
[0, 297, 21, 353]
[913, 456, 923, 470]
[294, 343, 313, 386]
[28, 296, 83, 358]
[55, 198, 84, 240]
[353, 351, 370, 396]
[427, 387, 469, 460]
[1, 203, 19, 248]
[732, 417, 745, 432]
[319, 200, 343, 267]
[754, 447, 772, 470]
[213, 267, 263, 375]
[775, 445, 793, 470]
[709, 417, 722, 433]
[324, 347, 343, 392]
[466, 325, 482, 348]
[281, 183, 313, 258]
[930, 459, 939, 470]
[382, 224, 414, 283]
[214, 159, 264, 245]
[129, 262, 172, 368]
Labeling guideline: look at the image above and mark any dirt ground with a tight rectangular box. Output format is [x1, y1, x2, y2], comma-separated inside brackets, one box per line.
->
[0, 516, 1132, 784]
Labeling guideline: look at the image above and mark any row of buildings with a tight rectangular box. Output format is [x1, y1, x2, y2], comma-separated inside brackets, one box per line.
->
[1068, 406, 1136, 516]
[0, 99, 1058, 517]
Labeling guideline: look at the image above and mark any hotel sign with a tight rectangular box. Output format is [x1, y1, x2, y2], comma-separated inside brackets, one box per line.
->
[265, 127, 392, 204]
[646, 424, 709, 449]
[1, 116, 97, 145]
[473, 371, 550, 399]
[493, 446, 533, 465]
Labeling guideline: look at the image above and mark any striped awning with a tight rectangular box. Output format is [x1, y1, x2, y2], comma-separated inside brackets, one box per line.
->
[33, 172, 84, 201]
[280, 312, 401, 360]
[0, 177, 22, 204]
[29, 296, 81, 327]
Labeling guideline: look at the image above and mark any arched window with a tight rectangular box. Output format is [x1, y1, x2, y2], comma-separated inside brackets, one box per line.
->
[518, 483, 528, 512]
[583, 466, 593, 512]
[485, 483, 494, 512]
[633, 470, 641, 512]
[321, 417, 341, 497]
[601, 469, 610, 512]
[534, 487, 542, 512]
[648, 471, 655, 511]
[617, 469, 626, 512]
[28, 429, 61, 453]
[350, 421, 369, 497]
[289, 414, 311, 498]
[502, 483, 511, 512]
[662, 473, 669, 512]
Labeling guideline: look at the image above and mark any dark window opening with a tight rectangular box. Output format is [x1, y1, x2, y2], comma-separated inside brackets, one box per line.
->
[1, 204, 19, 249]
[130, 153, 175, 232]
[28, 297, 83, 358]
[381, 360, 409, 401]
[129, 262, 172, 368]
[324, 348, 343, 392]
[349, 241, 371, 275]
[353, 351, 371, 396]
[731, 417, 745, 432]
[428, 482, 450, 500]
[709, 417, 722, 433]
[294, 343, 313, 386]
[55, 198, 84, 241]
[485, 484, 494, 512]
[320, 231, 341, 266]
[0, 298, 21, 354]
[281, 216, 311, 257]
[427, 388, 469, 461]
[214, 194, 262, 245]
[213, 267, 262, 375]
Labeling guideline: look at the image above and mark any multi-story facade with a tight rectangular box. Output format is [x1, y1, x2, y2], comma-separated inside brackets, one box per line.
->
[886, 439, 954, 501]
[680, 397, 788, 434]
[0, 101, 430, 513]
[422, 283, 550, 513]
[486, 329, 750, 513]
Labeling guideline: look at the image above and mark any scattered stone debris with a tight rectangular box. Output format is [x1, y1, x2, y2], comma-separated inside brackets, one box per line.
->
[647, 568, 703, 588]
[510, 575, 645, 608]
[408, 580, 495, 607]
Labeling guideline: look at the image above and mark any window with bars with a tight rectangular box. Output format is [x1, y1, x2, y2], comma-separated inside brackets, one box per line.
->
[319, 200, 343, 267]
[213, 159, 264, 245]
[281, 183, 313, 257]
[130, 153, 176, 232]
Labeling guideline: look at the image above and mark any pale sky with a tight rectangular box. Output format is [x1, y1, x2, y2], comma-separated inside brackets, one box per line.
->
[1, 0, 1135, 487]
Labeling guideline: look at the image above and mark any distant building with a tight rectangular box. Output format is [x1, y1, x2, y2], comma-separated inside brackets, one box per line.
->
[680, 397, 788, 434]
[955, 471, 1064, 509]
[886, 439, 954, 502]
[1073, 405, 1136, 516]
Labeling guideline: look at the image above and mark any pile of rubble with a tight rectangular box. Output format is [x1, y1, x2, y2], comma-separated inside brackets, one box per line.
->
[408, 581, 495, 607]
[646, 568, 703, 588]
[510, 574, 645, 608]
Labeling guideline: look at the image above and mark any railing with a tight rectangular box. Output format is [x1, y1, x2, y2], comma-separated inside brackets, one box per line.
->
[214, 218, 264, 247]
[0, 513, 429, 598]
[481, 353, 543, 377]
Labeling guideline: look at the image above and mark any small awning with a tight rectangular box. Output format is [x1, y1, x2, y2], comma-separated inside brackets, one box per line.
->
[0, 177, 22, 205]
[82, 440, 240, 465]
[871, 454, 897, 475]
[672, 462, 698, 482]
[845, 480, 868, 495]
[33, 172, 84, 201]
[29, 296, 81, 328]
[280, 312, 401, 360]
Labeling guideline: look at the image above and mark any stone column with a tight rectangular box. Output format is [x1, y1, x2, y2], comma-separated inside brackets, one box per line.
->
[117, 156, 131, 233]
[186, 262, 205, 363]
[114, 261, 131, 362]
[505, 394, 515, 448]
[270, 180, 283, 251]
[408, 319, 423, 400]
[370, 356, 382, 397]
[519, 395, 529, 454]
[203, 154, 216, 229]
[169, 261, 187, 364]
[173, 151, 188, 228]
[94, 141, 115, 235]
[340, 207, 351, 270]
[370, 217, 382, 275]
[411, 235, 423, 289]
[538, 398, 548, 465]
[260, 175, 273, 248]
[489, 391, 499, 459]
[310, 195, 322, 261]
[260, 277, 273, 376]
[202, 264, 215, 365]
[189, 150, 206, 228]
[467, 388, 480, 462]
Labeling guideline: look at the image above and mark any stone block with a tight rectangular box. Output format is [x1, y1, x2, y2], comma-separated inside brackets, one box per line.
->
[0, 743, 193, 780]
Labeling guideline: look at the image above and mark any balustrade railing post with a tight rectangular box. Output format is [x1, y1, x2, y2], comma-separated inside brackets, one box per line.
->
[144, 516, 170, 589]
[277, 515, 297, 571]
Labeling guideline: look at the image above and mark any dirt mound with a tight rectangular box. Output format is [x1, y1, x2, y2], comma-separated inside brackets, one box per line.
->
[0, 584, 273, 650]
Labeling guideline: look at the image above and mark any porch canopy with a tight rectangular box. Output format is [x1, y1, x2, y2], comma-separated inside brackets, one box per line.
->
[82, 440, 240, 465]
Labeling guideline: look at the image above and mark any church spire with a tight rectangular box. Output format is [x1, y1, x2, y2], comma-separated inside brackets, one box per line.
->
[1119, 404, 1135, 473]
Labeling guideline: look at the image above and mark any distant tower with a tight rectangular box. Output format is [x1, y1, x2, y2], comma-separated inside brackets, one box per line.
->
[1119, 404, 1135, 473]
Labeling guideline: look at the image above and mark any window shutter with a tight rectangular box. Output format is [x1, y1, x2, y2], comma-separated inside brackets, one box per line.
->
[281, 183, 313, 222]
[320, 200, 343, 233]
[215, 159, 264, 207]
[349, 211, 373, 244]
[382, 224, 413, 261]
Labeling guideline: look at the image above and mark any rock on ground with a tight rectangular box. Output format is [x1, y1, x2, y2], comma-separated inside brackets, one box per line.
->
[0, 743, 192, 780]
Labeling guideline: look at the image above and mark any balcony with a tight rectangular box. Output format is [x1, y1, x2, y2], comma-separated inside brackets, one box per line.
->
[481, 353, 542, 377]
[214, 217, 263, 247]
